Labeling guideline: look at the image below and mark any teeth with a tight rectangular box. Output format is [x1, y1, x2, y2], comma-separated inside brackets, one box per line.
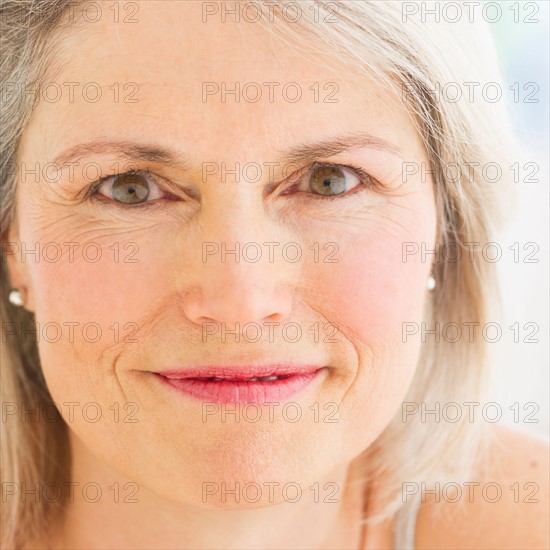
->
[207, 376, 280, 382]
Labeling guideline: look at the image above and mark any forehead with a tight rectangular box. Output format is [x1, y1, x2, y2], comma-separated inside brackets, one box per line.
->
[25, 1, 422, 165]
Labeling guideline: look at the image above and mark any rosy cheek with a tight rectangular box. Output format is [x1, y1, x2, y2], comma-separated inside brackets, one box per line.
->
[306, 231, 431, 350]
[29, 237, 168, 370]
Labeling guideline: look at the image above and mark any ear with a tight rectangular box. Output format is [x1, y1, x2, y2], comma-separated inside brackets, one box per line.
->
[3, 228, 36, 313]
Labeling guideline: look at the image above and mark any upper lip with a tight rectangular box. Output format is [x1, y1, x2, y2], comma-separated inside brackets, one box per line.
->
[156, 364, 324, 380]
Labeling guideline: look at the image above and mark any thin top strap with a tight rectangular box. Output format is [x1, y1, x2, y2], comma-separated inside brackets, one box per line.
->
[393, 498, 422, 549]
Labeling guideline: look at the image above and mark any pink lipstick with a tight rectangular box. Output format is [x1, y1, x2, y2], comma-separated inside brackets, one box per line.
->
[154, 365, 325, 404]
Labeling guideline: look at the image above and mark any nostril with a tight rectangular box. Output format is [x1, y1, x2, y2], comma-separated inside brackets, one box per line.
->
[195, 316, 217, 324]
[262, 311, 287, 323]
[181, 281, 295, 327]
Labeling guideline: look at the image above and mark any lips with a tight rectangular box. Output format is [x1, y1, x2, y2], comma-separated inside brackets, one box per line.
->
[154, 365, 324, 404]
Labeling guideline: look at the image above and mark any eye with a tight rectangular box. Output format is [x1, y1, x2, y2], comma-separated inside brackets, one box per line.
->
[289, 163, 373, 198]
[93, 170, 167, 205]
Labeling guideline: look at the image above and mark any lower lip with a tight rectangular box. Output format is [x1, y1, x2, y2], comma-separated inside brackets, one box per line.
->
[155, 370, 323, 404]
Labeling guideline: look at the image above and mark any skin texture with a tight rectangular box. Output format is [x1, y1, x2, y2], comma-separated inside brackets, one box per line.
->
[362, 426, 550, 550]
[6, 2, 547, 549]
[415, 426, 550, 550]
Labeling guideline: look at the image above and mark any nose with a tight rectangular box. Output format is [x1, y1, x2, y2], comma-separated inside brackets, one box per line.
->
[181, 205, 298, 327]
[184, 258, 295, 326]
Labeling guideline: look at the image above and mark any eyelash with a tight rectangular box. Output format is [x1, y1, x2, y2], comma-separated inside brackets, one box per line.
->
[286, 162, 377, 201]
[84, 162, 377, 209]
[85, 169, 168, 211]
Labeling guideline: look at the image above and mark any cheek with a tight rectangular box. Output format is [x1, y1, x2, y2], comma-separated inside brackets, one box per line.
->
[299, 199, 437, 438]
[26, 227, 170, 399]
[306, 222, 435, 349]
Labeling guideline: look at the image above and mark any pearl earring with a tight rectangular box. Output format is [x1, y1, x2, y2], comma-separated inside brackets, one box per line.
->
[8, 289, 24, 307]
[427, 276, 436, 291]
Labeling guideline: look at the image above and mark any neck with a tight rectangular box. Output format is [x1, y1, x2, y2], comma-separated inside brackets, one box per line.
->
[44, 433, 369, 549]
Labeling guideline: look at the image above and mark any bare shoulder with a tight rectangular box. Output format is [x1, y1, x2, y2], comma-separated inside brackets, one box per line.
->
[416, 425, 549, 549]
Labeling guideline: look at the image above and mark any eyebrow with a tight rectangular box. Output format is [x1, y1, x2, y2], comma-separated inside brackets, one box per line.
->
[52, 132, 403, 170]
[278, 132, 403, 164]
[53, 140, 189, 170]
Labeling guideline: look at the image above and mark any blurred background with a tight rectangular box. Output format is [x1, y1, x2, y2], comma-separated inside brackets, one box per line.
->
[487, 0, 548, 436]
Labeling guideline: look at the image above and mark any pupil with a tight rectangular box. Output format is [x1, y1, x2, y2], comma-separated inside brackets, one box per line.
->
[311, 167, 346, 196]
[112, 173, 149, 203]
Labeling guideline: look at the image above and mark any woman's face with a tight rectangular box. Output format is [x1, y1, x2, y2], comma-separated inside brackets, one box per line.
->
[10, 2, 436, 507]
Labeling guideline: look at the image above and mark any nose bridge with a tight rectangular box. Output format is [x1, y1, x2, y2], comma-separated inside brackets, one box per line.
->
[200, 186, 269, 262]
[182, 191, 299, 326]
